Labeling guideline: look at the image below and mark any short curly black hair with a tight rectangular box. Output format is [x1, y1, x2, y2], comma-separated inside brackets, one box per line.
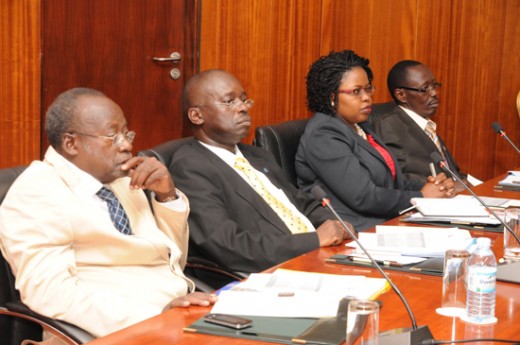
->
[306, 50, 373, 115]
[45, 87, 105, 149]
[387, 60, 421, 103]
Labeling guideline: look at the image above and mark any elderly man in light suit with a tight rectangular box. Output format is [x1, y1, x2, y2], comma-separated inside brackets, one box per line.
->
[0, 88, 216, 340]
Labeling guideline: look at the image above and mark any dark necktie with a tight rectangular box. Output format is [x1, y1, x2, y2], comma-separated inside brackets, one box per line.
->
[96, 186, 132, 235]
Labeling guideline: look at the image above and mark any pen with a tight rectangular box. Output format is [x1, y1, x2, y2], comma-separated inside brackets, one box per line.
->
[349, 256, 403, 267]
[429, 162, 437, 178]
[399, 204, 418, 215]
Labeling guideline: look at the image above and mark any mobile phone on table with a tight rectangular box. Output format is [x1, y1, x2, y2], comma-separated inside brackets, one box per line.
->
[203, 313, 253, 329]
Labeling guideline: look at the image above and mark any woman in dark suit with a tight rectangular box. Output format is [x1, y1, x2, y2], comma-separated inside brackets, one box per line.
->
[295, 50, 454, 231]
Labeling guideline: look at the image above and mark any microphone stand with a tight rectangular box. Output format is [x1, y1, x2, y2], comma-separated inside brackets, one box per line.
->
[430, 152, 520, 284]
[311, 187, 434, 345]
[492, 122, 520, 156]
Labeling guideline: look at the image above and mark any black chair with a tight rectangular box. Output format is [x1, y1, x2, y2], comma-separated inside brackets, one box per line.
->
[137, 137, 194, 167]
[367, 100, 396, 126]
[0, 166, 95, 345]
[253, 119, 308, 186]
[137, 138, 247, 292]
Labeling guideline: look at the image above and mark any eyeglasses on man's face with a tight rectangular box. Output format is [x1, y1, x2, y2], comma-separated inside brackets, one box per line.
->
[198, 98, 254, 110]
[338, 86, 376, 97]
[397, 81, 442, 94]
[72, 130, 136, 146]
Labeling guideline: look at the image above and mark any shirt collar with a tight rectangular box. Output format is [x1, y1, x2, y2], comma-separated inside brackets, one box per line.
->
[62, 156, 104, 198]
[399, 105, 430, 131]
[198, 141, 245, 168]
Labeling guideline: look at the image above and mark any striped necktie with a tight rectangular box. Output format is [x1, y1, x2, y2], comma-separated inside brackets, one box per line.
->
[234, 157, 309, 234]
[96, 186, 132, 235]
[425, 120, 443, 153]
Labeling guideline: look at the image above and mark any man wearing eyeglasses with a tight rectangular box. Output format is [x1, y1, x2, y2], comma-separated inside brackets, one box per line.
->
[169, 69, 349, 288]
[0, 88, 217, 340]
[373, 60, 467, 186]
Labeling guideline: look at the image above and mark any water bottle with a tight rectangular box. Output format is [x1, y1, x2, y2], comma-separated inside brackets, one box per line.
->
[465, 237, 497, 324]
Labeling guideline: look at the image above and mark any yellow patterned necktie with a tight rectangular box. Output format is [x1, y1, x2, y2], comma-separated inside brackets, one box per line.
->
[234, 157, 309, 234]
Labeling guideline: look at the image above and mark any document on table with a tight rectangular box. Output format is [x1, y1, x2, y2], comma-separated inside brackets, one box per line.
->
[467, 174, 483, 186]
[346, 225, 475, 258]
[210, 269, 389, 318]
[410, 197, 489, 217]
[402, 195, 513, 229]
[496, 171, 520, 191]
[498, 171, 520, 187]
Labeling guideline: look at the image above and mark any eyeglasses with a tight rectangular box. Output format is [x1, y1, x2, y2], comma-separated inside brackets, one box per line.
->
[397, 82, 442, 93]
[198, 99, 254, 110]
[72, 130, 136, 146]
[338, 86, 376, 97]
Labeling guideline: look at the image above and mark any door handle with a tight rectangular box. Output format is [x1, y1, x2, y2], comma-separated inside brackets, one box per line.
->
[153, 52, 181, 63]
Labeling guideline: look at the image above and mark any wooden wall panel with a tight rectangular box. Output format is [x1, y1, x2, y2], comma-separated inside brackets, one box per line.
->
[495, 0, 520, 176]
[200, 0, 323, 144]
[200, 0, 520, 181]
[2, 0, 519, 181]
[321, 0, 418, 103]
[430, 0, 510, 181]
[0, 0, 41, 168]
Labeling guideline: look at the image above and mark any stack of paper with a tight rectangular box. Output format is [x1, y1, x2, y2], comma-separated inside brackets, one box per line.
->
[347, 225, 475, 259]
[211, 269, 389, 318]
[403, 196, 503, 228]
[410, 197, 489, 217]
[497, 171, 520, 191]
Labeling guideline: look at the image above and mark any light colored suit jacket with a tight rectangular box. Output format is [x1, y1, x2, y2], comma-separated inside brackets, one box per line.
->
[0, 147, 193, 337]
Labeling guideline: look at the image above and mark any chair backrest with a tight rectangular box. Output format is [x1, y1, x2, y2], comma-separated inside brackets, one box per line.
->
[0, 166, 26, 204]
[0, 166, 42, 344]
[137, 137, 193, 167]
[253, 119, 309, 186]
[0, 166, 27, 303]
[368, 101, 396, 126]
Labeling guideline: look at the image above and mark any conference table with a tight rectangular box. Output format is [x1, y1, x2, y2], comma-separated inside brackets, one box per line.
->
[87, 173, 520, 345]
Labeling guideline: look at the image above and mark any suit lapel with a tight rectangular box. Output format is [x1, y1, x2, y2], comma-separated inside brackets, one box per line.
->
[397, 109, 441, 155]
[191, 141, 291, 234]
[355, 122, 396, 173]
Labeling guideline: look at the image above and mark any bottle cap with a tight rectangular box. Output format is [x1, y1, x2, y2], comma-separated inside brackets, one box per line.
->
[476, 237, 491, 248]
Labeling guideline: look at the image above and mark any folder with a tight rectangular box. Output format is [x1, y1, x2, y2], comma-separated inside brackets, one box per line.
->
[326, 254, 444, 277]
[183, 298, 354, 345]
[400, 214, 503, 232]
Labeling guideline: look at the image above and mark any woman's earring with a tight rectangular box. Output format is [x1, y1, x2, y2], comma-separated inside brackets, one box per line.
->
[331, 101, 335, 107]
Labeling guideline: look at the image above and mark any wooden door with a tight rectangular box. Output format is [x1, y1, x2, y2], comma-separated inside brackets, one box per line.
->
[41, 0, 199, 153]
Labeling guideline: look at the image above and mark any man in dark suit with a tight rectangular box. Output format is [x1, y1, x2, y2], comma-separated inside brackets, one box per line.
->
[373, 60, 466, 187]
[169, 69, 349, 287]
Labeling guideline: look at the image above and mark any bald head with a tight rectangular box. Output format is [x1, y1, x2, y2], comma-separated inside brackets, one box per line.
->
[183, 69, 240, 116]
[183, 69, 252, 152]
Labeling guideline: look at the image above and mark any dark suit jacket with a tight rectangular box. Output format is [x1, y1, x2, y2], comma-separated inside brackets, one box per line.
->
[295, 112, 423, 231]
[373, 106, 465, 184]
[169, 139, 330, 273]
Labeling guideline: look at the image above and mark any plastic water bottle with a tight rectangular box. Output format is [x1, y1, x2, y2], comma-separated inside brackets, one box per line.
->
[465, 237, 497, 323]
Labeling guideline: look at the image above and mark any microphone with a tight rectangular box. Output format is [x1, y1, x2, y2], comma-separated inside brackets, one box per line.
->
[430, 152, 520, 284]
[311, 186, 434, 345]
[492, 122, 520, 155]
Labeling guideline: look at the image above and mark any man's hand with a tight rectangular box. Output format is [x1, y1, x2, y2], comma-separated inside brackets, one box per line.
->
[423, 172, 455, 198]
[315, 219, 353, 247]
[121, 156, 177, 201]
[162, 292, 218, 312]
